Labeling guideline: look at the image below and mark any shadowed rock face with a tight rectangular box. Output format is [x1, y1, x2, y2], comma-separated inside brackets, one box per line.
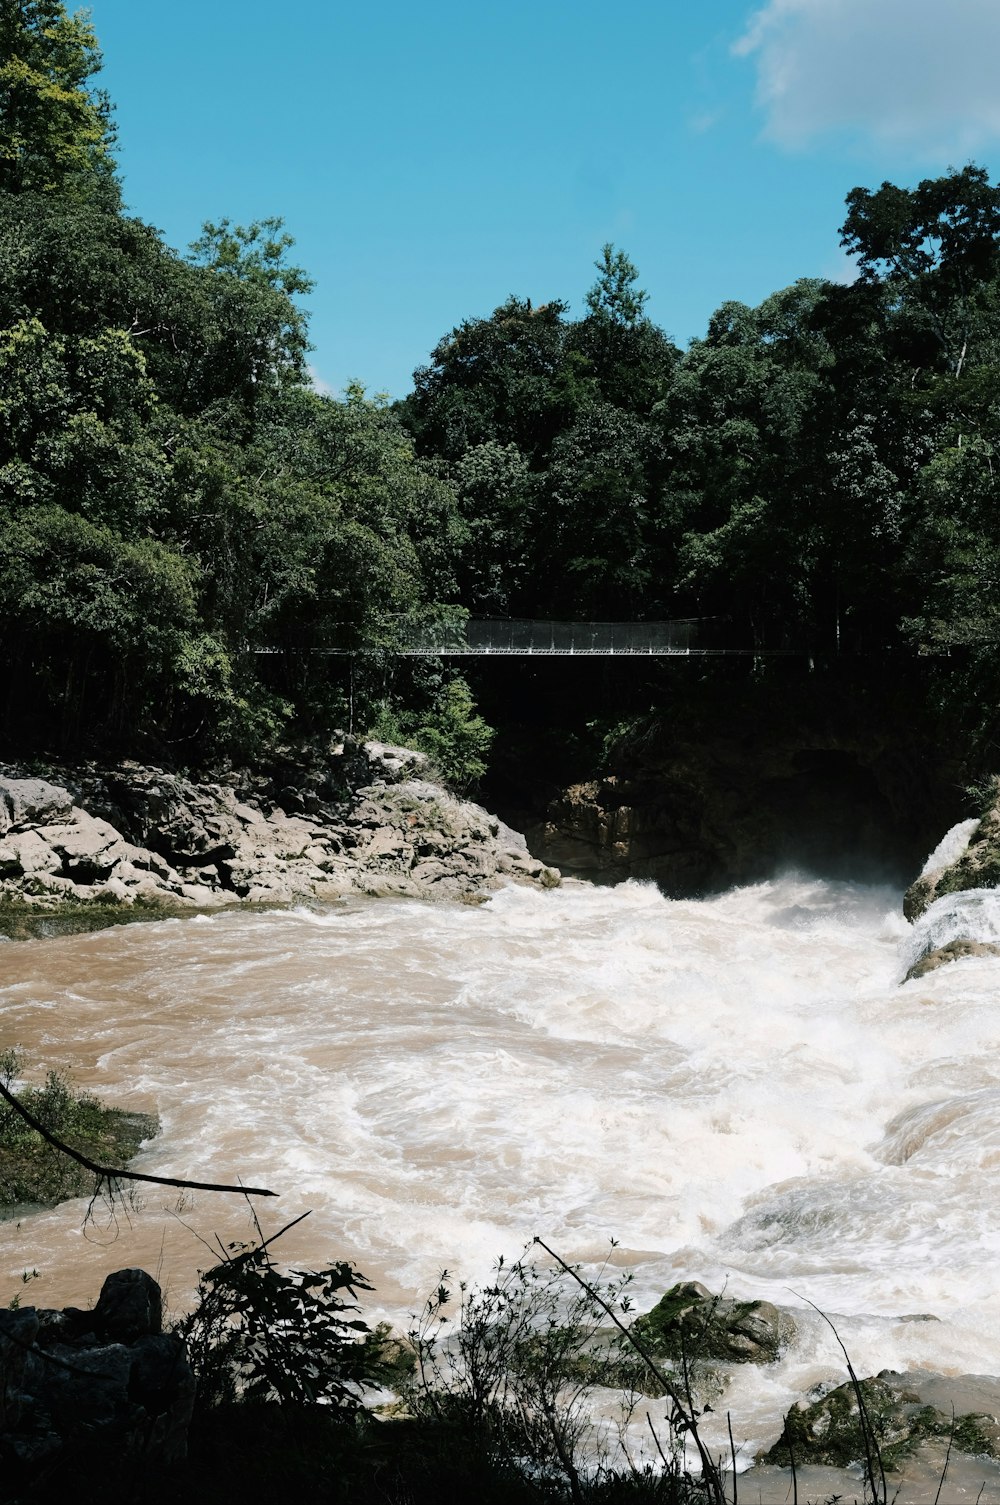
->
[531, 739, 940, 895]
[0, 1268, 195, 1489]
[0, 740, 558, 924]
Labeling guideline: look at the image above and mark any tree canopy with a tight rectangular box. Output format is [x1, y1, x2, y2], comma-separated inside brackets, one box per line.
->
[6, 0, 1000, 772]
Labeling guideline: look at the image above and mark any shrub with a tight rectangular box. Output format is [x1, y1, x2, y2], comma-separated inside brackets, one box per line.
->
[0, 1050, 158, 1208]
[176, 1236, 399, 1414]
[407, 1248, 717, 1504]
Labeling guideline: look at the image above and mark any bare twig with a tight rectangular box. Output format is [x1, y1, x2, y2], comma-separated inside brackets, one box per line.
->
[533, 1236, 726, 1505]
[932, 1406, 955, 1505]
[789, 1289, 886, 1505]
[646, 1409, 672, 1471]
[0, 1078, 277, 1198]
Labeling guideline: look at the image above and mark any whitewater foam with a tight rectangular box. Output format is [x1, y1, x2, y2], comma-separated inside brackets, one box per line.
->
[2, 870, 1000, 1454]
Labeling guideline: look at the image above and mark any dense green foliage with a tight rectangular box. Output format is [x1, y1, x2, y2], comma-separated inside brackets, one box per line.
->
[402, 168, 1000, 687]
[0, 3, 470, 765]
[5, 2, 1000, 777]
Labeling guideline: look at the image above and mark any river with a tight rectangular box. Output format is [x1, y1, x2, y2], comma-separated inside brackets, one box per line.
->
[3, 861, 1000, 1465]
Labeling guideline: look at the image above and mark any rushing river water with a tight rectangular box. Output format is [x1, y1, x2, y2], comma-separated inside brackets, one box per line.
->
[4, 859, 1000, 1464]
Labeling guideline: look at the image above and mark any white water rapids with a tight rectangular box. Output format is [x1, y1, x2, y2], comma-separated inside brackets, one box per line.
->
[4, 849, 1000, 1463]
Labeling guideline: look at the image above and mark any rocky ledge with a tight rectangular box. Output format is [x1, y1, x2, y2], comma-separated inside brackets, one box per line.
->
[902, 783, 1000, 979]
[0, 741, 558, 924]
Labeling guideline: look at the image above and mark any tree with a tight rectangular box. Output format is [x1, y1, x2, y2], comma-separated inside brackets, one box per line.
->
[187, 216, 314, 391]
[841, 165, 1000, 378]
[538, 402, 664, 616]
[658, 284, 834, 646]
[403, 296, 590, 464]
[571, 244, 678, 415]
[0, 0, 116, 197]
[450, 439, 533, 614]
[584, 242, 648, 327]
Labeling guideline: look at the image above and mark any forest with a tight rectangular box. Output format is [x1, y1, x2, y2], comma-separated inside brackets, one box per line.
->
[4, 1, 1000, 781]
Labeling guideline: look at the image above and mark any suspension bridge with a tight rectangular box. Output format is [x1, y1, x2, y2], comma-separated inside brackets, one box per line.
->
[288, 618, 802, 657]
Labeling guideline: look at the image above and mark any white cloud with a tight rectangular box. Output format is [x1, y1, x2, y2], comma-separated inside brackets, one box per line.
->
[735, 0, 1000, 155]
[820, 246, 860, 285]
[307, 364, 336, 397]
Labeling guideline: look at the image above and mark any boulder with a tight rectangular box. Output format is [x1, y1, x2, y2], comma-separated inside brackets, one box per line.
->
[0, 1271, 195, 1490]
[762, 1370, 1000, 1470]
[633, 1281, 795, 1365]
[0, 777, 74, 834]
[905, 936, 1000, 980]
[93, 1268, 163, 1343]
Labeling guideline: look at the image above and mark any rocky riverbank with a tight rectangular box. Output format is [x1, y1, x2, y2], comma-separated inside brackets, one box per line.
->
[0, 1268, 194, 1495]
[7, 1268, 1000, 1504]
[0, 741, 559, 932]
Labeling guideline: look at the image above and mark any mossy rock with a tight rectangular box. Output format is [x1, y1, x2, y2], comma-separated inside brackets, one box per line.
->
[905, 936, 1000, 980]
[632, 1281, 795, 1365]
[763, 1374, 1000, 1470]
[0, 898, 174, 941]
[905, 781, 1000, 919]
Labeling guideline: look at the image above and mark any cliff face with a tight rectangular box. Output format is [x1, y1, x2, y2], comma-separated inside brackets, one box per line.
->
[517, 696, 964, 896]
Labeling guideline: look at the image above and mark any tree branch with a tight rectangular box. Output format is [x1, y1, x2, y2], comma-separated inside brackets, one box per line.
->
[0, 1078, 277, 1198]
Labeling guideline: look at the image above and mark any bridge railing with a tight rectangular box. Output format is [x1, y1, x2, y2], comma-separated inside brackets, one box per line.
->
[392, 617, 700, 655]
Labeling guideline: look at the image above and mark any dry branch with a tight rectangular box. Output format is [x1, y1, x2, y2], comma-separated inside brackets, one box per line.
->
[0, 1078, 276, 1198]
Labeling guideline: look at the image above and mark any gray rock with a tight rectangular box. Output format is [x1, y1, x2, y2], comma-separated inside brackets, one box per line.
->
[905, 789, 1000, 920]
[360, 740, 428, 784]
[0, 1308, 40, 1428]
[0, 751, 559, 917]
[0, 1269, 196, 1489]
[905, 936, 1000, 980]
[127, 1334, 196, 1465]
[762, 1370, 1000, 1469]
[0, 777, 74, 833]
[37, 1341, 133, 1431]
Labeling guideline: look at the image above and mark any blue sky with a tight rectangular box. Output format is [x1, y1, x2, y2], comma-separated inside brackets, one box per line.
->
[87, 0, 1000, 400]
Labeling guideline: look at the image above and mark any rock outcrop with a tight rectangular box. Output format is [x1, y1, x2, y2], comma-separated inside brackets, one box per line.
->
[762, 1370, 1000, 1470]
[901, 795, 1000, 979]
[0, 1268, 194, 1491]
[0, 741, 558, 922]
[905, 790, 1000, 920]
[633, 1281, 796, 1365]
[524, 716, 950, 895]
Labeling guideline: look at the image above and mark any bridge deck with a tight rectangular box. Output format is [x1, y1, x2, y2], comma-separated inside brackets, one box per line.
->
[392, 646, 797, 657]
[256, 618, 805, 657]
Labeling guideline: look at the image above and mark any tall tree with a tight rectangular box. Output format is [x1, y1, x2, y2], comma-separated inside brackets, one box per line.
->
[0, 0, 116, 197]
[402, 296, 590, 464]
[571, 244, 678, 415]
[841, 165, 1000, 378]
